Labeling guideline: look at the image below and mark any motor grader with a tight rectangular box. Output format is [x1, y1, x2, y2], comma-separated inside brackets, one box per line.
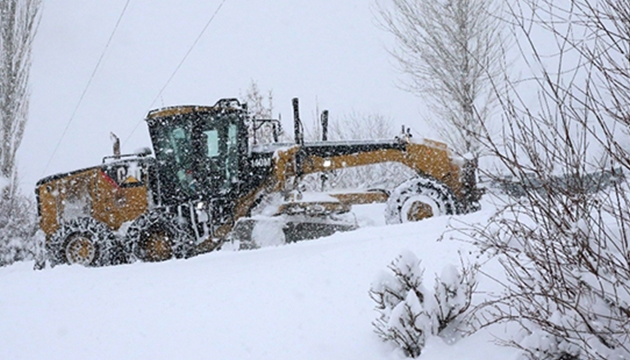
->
[35, 98, 479, 267]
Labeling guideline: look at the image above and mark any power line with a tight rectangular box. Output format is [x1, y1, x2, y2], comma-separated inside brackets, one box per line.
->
[123, 0, 228, 147]
[41, 0, 132, 176]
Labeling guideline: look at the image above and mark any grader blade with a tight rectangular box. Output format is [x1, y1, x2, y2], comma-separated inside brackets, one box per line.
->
[228, 211, 357, 249]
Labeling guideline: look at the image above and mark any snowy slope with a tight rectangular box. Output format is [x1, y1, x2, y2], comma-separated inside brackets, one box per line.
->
[0, 203, 517, 360]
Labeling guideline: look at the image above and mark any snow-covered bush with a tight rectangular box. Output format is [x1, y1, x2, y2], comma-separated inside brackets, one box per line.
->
[465, 1, 630, 358]
[433, 261, 477, 334]
[515, 323, 580, 360]
[0, 193, 37, 267]
[370, 250, 477, 357]
[370, 251, 433, 357]
[470, 196, 630, 359]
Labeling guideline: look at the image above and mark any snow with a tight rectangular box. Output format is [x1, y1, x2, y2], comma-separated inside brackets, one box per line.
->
[439, 264, 459, 286]
[1, 2, 543, 358]
[0, 176, 8, 190]
[250, 216, 286, 247]
[0, 200, 517, 360]
[289, 191, 340, 203]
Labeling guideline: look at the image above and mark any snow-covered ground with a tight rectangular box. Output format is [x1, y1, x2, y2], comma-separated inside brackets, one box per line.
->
[0, 201, 518, 360]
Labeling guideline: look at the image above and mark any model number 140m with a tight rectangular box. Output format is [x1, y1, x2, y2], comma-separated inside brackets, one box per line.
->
[252, 157, 272, 167]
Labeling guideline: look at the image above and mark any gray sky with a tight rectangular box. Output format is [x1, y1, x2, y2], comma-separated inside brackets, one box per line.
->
[19, 0, 430, 191]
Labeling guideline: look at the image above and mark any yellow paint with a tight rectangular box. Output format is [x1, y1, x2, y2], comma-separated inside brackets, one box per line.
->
[329, 191, 389, 205]
[37, 168, 148, 242]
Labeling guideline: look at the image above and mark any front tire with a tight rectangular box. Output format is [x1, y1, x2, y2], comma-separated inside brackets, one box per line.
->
[47, 217, 124, 267]
[125, 209, 195, 262]
[385, 175, 460, 224]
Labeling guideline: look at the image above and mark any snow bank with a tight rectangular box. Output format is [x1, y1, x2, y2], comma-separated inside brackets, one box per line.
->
[0, 202, 515, 360]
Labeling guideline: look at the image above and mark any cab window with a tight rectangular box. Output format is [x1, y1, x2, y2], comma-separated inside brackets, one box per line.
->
[204, 130, 220, 157]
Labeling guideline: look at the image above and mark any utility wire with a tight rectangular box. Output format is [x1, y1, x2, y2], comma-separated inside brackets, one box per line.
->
[41, 0, 132, 176]
[123, 0, 228, 147]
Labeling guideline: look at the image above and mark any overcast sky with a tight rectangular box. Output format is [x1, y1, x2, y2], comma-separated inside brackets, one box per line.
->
[19, 0, 429, 192]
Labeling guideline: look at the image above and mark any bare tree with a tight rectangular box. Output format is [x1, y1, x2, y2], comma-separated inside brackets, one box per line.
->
[0, 0, 41, 267]
[0, 0, 40, 199]
[241, 80, 279, 146]
[326, 112, 415, 190]
[301, 112, 416, 191]
[377, 0, 506, 160]
[466, 1, 630, 359]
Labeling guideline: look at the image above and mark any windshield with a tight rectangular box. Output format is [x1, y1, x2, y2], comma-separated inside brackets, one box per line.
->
[199, 117, 240, 190]
[149, 111, 242, 202]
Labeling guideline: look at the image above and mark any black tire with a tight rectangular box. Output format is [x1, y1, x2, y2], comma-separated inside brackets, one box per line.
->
[47, 217, 125, 267]
[385, 175, 461, 225]
[125, 209, 195, 262]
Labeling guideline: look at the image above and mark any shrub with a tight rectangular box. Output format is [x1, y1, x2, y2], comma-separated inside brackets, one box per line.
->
[370, 250, 477, 357]
[0, 193, 37, 267]
[433, 261, 477, 335]
[370, 251, 433, 358]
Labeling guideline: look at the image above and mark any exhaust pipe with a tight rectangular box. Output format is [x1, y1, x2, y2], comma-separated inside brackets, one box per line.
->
[292, 98, 303, 145]
[321, 110, 328, 141]
[110, 132, 121, 159]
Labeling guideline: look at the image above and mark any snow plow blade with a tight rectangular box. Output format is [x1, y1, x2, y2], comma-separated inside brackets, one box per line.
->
[228, 212, 358, 249]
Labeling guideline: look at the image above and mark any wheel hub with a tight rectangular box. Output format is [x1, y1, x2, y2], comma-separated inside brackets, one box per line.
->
[400, 194, 440, 223]
[407, 201, 434, 222]
[65, 235, 96, 265]
[143, 231, 173, 262]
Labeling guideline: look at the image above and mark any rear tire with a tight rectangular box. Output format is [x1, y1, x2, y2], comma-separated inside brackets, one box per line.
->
[126, 209, 195, 262]
[47, 217, 124, 267]
[385, 175, 460, 224]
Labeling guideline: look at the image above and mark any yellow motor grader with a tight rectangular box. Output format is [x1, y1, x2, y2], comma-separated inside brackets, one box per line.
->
[35, 98, 480, 267]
